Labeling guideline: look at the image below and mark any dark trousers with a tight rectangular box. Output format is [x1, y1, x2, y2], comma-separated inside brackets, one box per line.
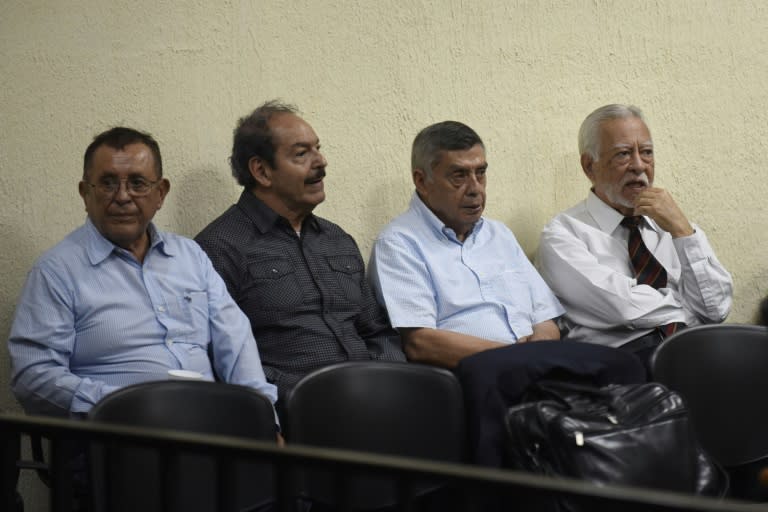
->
[455, 340, 647, 469]
[455, 341, 647, 512]
[618, 330, 664, 378]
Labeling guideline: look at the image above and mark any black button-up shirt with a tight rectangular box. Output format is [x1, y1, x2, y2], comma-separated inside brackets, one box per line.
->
[195, 191, 405, 399]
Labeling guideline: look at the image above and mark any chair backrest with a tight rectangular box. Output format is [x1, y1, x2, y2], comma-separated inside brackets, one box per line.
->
[651, 324, 768, 467]
[89, 380, 276, 512]
[285, 361, 466, 509]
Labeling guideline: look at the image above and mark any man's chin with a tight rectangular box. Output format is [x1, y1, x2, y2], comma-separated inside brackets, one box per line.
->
[102, 225, 145, 247]
[307, 190, 326, 206]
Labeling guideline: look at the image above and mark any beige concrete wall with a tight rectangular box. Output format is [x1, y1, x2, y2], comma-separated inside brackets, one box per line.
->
[2, 0, 767, 507]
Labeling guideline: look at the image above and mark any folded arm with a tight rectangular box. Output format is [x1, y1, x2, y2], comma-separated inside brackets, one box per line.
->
[538, 223, 686, 330]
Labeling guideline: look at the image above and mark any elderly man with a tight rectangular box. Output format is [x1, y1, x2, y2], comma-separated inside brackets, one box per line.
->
[537, 104, 733, 367]
[8, 127, 277, 418]
[195, 100, 404, 404]
[369, 121, 645, 470]
[369, 121, 564, 368]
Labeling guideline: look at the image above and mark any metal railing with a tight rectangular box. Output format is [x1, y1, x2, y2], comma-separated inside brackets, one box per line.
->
[1, 412, 763, 512]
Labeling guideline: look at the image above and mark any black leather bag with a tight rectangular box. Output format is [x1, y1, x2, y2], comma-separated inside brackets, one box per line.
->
[505, 380, 728, 511]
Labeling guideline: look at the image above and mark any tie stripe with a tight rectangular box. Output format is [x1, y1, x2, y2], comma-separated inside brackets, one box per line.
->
[621, 216, 685, 337]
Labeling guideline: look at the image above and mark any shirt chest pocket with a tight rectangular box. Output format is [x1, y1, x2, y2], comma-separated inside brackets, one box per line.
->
[246, 257, 303, 311]
[496, 270, 534, 315]
[175, 291, 210, 346]
[327, 255, 363, 305]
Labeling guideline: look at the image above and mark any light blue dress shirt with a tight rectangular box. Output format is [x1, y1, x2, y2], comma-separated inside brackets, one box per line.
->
[9, 219, 277, 416]
[369, 193, 564, 343]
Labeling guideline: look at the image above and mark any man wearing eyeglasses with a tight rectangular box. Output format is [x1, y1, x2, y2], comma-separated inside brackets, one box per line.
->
[536, 104, 733, 370]
[8, 127, 278, 419]
[369, 121, 646, 474]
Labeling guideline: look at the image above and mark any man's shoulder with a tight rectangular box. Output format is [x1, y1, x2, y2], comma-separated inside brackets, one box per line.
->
[375, 207, 424, 242]
[195, 204, 246, 246]
[542, 199, 590, 234]
[33, 224, 90, 272]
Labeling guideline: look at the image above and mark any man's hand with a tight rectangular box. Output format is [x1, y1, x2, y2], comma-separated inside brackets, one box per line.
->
[634, 187, 694, 238]
[517, 320, 560, 343]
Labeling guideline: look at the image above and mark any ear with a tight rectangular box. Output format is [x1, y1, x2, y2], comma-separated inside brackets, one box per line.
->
[249, 156, 272, 187]
[78, 181, 89, 209]
[580, 154, 596, 184]
[155, 178, 170, 209]
[413, 168, 429, 196]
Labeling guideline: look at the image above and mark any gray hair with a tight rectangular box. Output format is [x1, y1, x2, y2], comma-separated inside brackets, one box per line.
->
[578, 104, 646, 161]
[411, 121, 484, 179]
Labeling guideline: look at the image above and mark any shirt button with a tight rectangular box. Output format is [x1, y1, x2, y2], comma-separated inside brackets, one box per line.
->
[271, 268, 279, 274]
[166, 339, 173, 347]
[157, 306, 166, 313]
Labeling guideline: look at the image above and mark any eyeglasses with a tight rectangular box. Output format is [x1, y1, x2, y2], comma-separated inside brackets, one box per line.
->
[84, 176, 161, 197]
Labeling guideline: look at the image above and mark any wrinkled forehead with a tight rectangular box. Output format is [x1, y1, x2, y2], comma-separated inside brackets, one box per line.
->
[434, 143, 487, 169]
[270, 113, 319, 150]
[88, 143, 158, 177]
[598, 117, 652, 148]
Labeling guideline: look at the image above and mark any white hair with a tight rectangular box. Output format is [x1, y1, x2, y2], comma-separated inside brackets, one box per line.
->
[578, 104, 646, 161]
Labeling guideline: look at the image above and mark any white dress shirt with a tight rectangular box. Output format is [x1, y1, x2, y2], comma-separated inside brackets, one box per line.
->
[536, 191, 733, 347]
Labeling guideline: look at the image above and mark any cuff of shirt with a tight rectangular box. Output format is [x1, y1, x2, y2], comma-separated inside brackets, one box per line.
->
[672, 225, 711, 266]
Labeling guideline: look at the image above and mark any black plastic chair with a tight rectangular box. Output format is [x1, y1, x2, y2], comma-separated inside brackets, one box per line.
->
[285, 361, 466, 510]
[651, 323, 768, 501]
[88, 380, 277, 512]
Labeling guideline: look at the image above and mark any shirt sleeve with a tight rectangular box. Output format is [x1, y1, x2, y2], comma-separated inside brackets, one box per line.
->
[8, 265, 120, 416]
[512, 241, 565, 325]
[671, 227, 733, 322]
[198, 248, 279, 406]
[369, 234, 438, 329]
[537, 220, 686, 330]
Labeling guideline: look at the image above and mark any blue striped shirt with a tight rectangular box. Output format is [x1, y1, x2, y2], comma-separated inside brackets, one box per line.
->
[9, 219, 277, 415]
[369, 193, 564, 342]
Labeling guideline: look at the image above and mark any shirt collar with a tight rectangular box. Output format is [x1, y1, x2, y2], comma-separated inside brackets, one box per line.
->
[236, 190, 322, 234]
[85, 218, 170, 265]
[410, 192, 484, 243]
[585, 190, 658, 234]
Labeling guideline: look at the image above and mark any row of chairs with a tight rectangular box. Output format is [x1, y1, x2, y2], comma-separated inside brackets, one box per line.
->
[88, 361, 465, 511]
[15, 323, 768, 510]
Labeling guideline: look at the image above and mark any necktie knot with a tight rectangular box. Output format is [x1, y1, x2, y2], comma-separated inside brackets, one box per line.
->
[621, 216, 642, 229]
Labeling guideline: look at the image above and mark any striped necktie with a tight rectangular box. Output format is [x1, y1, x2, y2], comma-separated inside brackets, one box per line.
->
[621, 216, 683, 337]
